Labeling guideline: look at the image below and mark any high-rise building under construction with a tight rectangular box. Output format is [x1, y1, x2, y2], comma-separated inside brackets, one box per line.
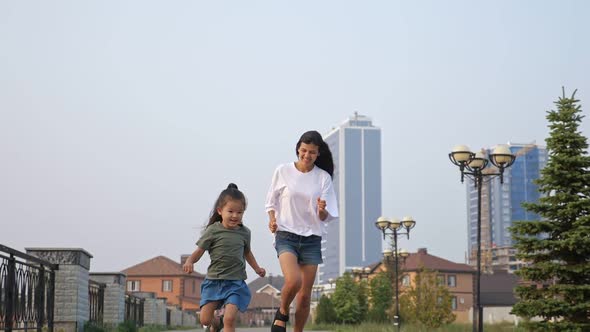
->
[466, 143, 547, 272]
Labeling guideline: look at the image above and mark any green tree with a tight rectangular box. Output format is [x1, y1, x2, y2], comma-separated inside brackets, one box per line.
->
[331, 273, 367, 324]
[368, 271, 394, 322]
[399, 268, 456, 329]
[357, 279, 369, 322]
[315, 294, 338, 324]
[510, 89, 590, 331]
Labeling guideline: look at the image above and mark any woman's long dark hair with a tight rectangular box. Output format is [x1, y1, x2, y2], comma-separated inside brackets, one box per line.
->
[207, 183, 247, 227]
[295, 130, 334, 178]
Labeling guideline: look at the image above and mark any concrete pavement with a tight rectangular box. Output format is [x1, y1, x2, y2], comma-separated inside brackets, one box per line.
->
[167, 328, 331, 332]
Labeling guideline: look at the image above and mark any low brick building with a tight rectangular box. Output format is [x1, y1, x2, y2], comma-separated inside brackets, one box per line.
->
[361, 247, 475, 323]
[122, 255, 205, 311]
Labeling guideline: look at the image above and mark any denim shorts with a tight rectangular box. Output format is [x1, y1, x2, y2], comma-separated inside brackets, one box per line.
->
[274, 231, 323, 265]
[200, 279, 251, 312]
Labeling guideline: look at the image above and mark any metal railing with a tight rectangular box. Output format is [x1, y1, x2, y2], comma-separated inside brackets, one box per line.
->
[124, 294, 144, 327]
[0, 244, 58, 332]
[88, 280, 105, 324]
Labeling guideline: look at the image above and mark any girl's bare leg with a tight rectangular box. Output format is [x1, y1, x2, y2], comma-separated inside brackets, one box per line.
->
[200, 301, 222, 331]
[221, 303, 239, 332]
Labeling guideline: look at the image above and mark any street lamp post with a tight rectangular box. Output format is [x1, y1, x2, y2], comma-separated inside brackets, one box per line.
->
[375, 216, 416, 331]
[449, 145, 515, 332]
[383, 248, 409, 330]
[327, 278, 336, 297]
[312, 284, 323, 302]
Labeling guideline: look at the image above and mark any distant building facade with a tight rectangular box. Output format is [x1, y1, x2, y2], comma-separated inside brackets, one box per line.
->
[358, 248, 475, 324]
[466, 143, 547, 271]
[320, 113, 382, 283]
[122, 255, 205, 311]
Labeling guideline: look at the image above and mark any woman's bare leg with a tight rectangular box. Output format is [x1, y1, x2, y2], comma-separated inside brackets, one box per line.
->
[293, 264, 317, 332]
[273, 252, 301, 328]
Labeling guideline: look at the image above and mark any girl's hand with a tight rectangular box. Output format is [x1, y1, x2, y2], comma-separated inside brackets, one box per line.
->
[256, 267, 266, 277]
[183, 261, 194, 274]
[269, 218, 278, 233]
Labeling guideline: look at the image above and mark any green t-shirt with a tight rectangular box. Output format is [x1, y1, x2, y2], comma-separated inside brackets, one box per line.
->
[196, 222, 251, 280]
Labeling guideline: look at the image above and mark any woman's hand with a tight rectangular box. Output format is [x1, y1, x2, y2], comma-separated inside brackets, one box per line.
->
[317, 197, 328, 221]
[269, 217, 278, 233]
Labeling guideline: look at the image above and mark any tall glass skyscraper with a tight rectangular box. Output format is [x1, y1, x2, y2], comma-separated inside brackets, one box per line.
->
[320, 113, 382, 283]
[466, 143, 547, 270]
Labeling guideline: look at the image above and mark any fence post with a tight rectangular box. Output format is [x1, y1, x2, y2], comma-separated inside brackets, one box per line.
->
[5, 255, 16, 332]
[89, 273, 126, 324]
[26, 248, 93, 332]
[35, 268, 46, 332]
[48, 271, 55, 332]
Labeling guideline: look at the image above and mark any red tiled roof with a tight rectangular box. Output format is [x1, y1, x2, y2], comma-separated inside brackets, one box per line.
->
[402, 248, 474, 273]
[122, 255, 205, 278]
[368, 248, 475, 274]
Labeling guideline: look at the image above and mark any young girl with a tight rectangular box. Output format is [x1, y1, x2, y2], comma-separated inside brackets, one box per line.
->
[183, 183, 266, 332]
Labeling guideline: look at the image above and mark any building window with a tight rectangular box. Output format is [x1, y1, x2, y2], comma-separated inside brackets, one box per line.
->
[402, 275, 410, 287]
[447, 275, 457, 287]
[127, 280, 140, 292]
[163, 280, 173, 292]
[436, 275, 445, 286]
[451, 297, 458, 310]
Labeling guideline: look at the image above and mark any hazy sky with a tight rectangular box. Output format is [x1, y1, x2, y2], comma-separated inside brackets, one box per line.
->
[2, 1, 589, 281]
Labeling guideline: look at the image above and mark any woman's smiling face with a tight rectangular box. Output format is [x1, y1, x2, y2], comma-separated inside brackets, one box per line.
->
[297, 142, 319, 168]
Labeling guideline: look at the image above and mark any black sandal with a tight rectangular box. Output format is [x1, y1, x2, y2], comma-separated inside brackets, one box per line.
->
[271, 308, 289, 332]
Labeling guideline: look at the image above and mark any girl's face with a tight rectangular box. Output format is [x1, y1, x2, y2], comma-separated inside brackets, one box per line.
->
[217, 199, 245, 229]
[297, 142, 319, 168]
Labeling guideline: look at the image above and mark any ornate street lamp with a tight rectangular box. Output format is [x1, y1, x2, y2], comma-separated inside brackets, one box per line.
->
[375, 216, 416, 331]
[449, 144, 515, 332]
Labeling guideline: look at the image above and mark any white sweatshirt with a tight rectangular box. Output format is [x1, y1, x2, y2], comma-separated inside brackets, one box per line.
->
[265, 162, 339, 237]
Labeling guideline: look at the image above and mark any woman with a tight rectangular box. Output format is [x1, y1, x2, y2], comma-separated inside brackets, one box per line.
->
[265, 130, 338, 332]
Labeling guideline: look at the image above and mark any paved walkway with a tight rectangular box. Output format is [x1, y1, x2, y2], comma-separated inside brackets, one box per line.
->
[168, 328, 330, 332]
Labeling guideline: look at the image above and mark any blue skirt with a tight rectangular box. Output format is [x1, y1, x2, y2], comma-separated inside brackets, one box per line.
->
[200, 279, 251, 312]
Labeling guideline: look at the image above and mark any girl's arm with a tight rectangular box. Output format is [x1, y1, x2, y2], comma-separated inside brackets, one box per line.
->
[183, 247, 205, 274]
[245, 249, 266, 277]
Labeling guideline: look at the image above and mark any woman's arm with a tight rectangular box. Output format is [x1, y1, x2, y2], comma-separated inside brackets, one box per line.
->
[318, 175, 339, 222]
[268, 210, 278, 233]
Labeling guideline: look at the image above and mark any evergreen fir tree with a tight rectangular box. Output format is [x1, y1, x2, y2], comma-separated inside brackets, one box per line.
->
[511, 89, 590, 331]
